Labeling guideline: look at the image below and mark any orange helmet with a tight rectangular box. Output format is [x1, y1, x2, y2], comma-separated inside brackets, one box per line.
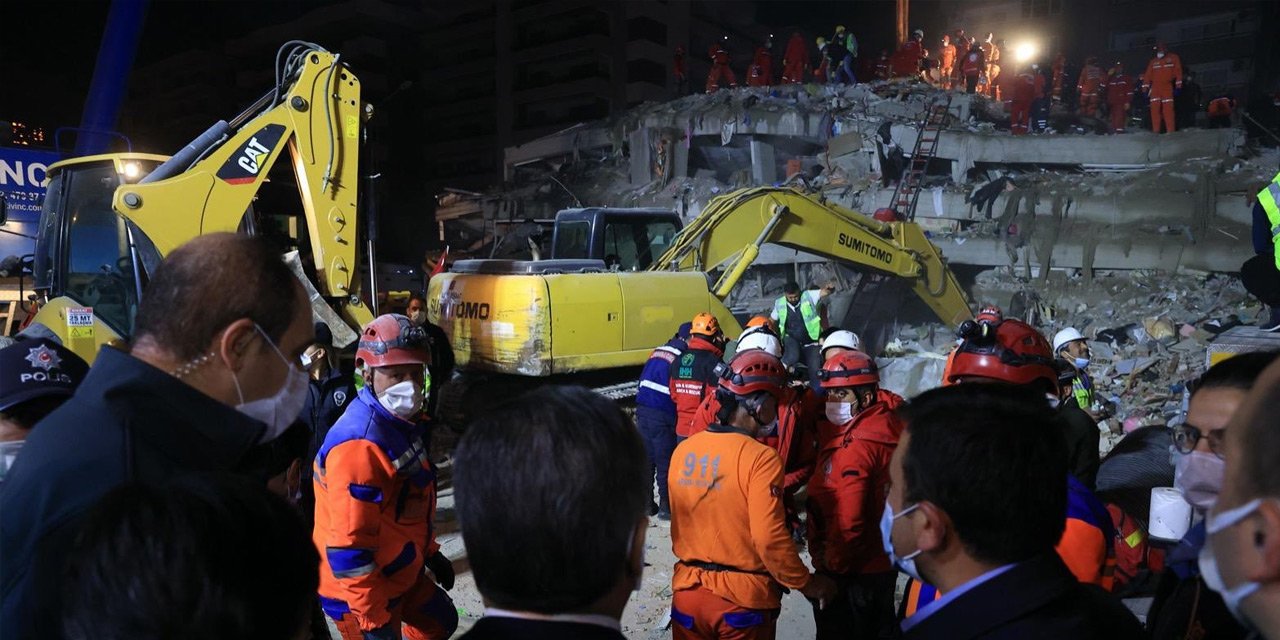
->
[356, 314, 430, 368]
[745, 315, 777, 334]
[717, 350, 787, 397]
[817, 351, 878, 389]
[690, 312, 722, 338]
[946, 318, 1056, 389]
[975, 304, 1004, 325]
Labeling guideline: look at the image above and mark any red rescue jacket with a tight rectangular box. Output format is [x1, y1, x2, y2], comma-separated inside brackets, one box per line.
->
[669, 337, 725, 437]
[806, 393, 905, 575]
[690, 385, 819, 492]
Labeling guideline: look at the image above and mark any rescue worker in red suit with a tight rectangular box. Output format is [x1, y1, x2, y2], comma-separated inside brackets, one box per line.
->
[746, 37, 774, 87]
[890, 29, 925, 78]
[1052, 51, 1067, 101]
[938, 35, 956, 90]
[688, 331, 820, 540]
[670, 312, 727, 440]
[674, 45, 688, 96]
[1143, 42, 1183, 133]
[873, 49, 891, 81]
[806, 351, 904, 639]
[669, 350, 837, 639]
[1106, 62, 1136, 133]
[1009, 64, 1045, 135]
[706, 41, 737, 93]
[314, 314, 457, 640]
[901, 318, 1116, 617]
[960, 40, 985, 94]
[1076, 56, 1105, 117]
[781, 32, 809, 84]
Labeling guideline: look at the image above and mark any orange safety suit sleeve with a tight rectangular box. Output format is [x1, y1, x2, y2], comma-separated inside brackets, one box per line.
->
[1142, 59, 1156, 89]
[747, 450, 812, 590]
[320, 439, 397, 630]
[1055, 518, 1107, 587]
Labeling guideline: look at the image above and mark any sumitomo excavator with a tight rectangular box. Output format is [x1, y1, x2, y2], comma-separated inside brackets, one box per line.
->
[12, 42, 373, 363]
[427, 186, 973, 421]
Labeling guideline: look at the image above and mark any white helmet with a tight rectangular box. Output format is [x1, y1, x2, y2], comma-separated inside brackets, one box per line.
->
[820, 329, 861, 357]
[737, 330, 783, 358]
[1052, 327, 1086, 353]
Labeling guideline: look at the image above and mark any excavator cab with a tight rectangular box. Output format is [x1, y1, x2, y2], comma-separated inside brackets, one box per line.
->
[550, 208, 682, 271]
[27, 154, 166, 357]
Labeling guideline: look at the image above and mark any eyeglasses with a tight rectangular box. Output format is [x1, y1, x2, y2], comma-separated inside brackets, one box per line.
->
[1171, 423, 1225, 459]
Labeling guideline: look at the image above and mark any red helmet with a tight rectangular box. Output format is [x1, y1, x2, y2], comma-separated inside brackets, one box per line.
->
[975, 304, 1004, 325]
[818, 351, 878, 389]
[946, 318, 1057, 389]
[718, 350, 787, 397]
[356, 314, 430, 368]
[873, 208, 899, 222]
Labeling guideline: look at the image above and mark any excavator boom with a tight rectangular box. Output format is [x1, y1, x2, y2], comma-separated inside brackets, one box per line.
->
[653, 187, 973, 327]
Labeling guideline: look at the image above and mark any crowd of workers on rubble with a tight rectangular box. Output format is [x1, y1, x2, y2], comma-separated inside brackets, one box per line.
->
[2, 234, 1280, 639]
[689, 23, 1241, 137]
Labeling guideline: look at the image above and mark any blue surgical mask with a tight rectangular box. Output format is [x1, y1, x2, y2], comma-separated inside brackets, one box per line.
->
[1073, 357, 1090, 369]
[1200, 498, 1265, 624]
[880, 498, 923, 581]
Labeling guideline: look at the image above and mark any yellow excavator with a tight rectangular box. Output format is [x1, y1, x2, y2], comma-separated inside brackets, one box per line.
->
[426, 186, 972, 418]
[11, 43, 372, 363]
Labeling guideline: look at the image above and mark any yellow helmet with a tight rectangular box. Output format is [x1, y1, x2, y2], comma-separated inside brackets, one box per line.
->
[816, 36, 827, 46]
[835, 25, 846, 33]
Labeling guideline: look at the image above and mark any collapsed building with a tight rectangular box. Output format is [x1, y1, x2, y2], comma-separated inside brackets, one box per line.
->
[434, 79, 1280, 439]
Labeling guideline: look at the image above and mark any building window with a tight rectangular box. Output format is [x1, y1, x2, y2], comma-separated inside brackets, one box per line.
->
[627, 58, 666, 86]
[628, 16, 667, 45]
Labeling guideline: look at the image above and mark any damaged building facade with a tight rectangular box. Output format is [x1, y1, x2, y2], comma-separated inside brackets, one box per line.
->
[435, 78, 1280, 440]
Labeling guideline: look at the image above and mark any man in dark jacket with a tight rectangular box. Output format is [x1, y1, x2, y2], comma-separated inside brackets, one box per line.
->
[297, 322, 355, 527]
[886, 385, 1141, 639]
[634, 321, 690, 520]
[0, 234, 315, 639]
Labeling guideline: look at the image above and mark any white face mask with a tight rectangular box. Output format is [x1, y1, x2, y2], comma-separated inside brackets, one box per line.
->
[233, 325, 310, 443]
[1174, 451, 1224, 512]
[1157, 51, 1166, 58]
[1200, 498, 1266, 624]
[880, 499, 923, 581]
[408, 310, 427, 326]
[378, 379, 423, 421]
[825, 401, 854, 424]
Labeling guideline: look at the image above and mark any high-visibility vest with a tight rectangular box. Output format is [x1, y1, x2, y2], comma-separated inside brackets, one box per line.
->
[1259, 172, 1280, 271]
[774, 296, 821, 342]
[1071, 373, 1094, 410]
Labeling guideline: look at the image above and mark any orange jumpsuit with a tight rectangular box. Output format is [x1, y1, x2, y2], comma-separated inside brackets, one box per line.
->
[1106, 73, 1136, 132]
[1143, 52, 1183, 133]
[707, 45, 738, 93]
[669, 425, 814, 639]
[781, 34, 809, 84]
[984, 42, 1001, 99]
[1009, 71, 1044, 135]
[1077, 64, 1105, 117]
[314, 388, 456, 639]
[747, 46, 773, 87]
[938, 43, 957, 89]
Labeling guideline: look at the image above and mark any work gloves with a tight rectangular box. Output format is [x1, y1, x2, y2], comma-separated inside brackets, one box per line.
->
[426, 550, 455, 591]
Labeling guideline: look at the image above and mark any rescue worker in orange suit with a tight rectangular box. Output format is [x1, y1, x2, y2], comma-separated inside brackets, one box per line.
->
[1208, 93, 1237, 128]
[980, 34, 1001, 99]
[669, 350, 837, 639]
[813, 38, 830, 84]
[890, 29, 925, 78]
[706, 41, 737, 93]
[938, 35, 956, 90]
[1143, 41, 1183, 133]
[1106, 63, 1136, 133]
[1077, 56, 1105, 118]
[781, 32, 809, 84]
[674, 45, 688, 96]
[960, 40, 985, 94]
[313, 314, 457, 640]
[873, 49, 892, 81]
[746, 36, 774, 87]
[689, 331, 820, 542]
[1051, 52, 1067, 101]
[1008, 64, 1044, 135]
[806, 351, 905, 639]
[901, 318, 1116, 618]
[670, 312, 728, 441]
